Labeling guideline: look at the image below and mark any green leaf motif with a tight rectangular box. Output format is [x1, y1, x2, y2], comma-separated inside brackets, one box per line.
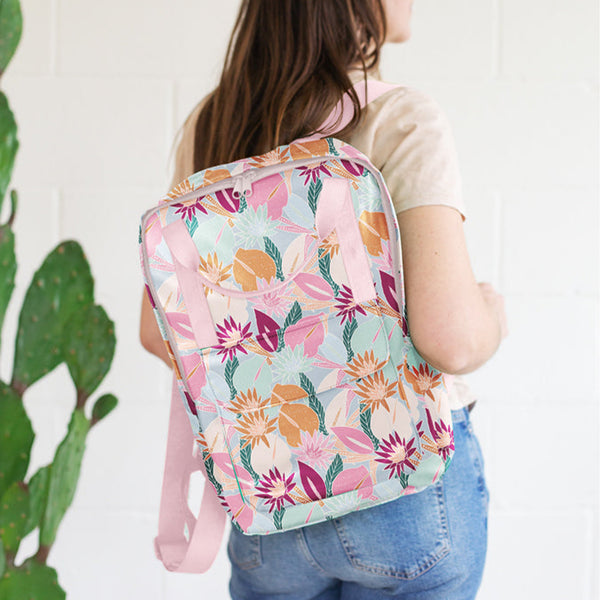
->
[325, 454, 343, 497]
[273, 508, 284, 530]
[277, 301, 302, 352]
[444, 456, 453, 472]
[0, 481, 29, 554]
[359, 406, 379, 451]
[239, 443, 260, 485]
[308, 393, 328, 436]
[12, 241, 94, 391]
[326, 138, 339, 156]
[39, 409, 90, 547]
[0, 559, 66, 600]
[0, 382, 34, 499]
[399, 471, 409, 489]
[225, 356, 239, 401]
[187, 215, 198, 238]
[318, 251, 340, 297]
[307, 178, 323, 215]
[203, 454, 223, 496]
[64, 304, 116, 402]
[299, 373, 316, 396]
[343, 319, 358, 363]
[299, 374, 328, 434]
[283, 301, 302, 330]
[263, 237, 284, 281]
[0, 0, 22, 77]
[0, 91, 18, 211]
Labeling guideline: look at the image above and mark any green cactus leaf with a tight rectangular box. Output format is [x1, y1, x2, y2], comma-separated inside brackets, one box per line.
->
[0, 91, 18, 211]
[12, 241, 94, 391]
[0, 481, 29, 554]
[0, 224, 16, 341]
[23, 465, 50, 537]
[0, 559, 66, 600]
[0, 382, 33, 499]
[91, 393, 118, 425]
[39, 409, 89, 548]
[0, 0, 22, 78]
[64, 304, 116, 401]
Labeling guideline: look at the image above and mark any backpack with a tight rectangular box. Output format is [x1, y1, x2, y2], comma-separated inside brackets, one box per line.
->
[139, 80, 455, 573]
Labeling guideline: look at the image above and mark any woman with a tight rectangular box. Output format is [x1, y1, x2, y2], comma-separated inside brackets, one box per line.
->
[140, 1, 507, 598]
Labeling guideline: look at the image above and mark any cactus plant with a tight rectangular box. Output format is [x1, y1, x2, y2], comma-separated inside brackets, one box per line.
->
[0, 2, 118, 597]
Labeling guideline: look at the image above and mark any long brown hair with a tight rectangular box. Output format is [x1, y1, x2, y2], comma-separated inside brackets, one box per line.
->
[193, 0, 386, 172]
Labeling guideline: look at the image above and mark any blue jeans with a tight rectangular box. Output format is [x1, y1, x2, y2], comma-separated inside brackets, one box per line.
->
[228, 407, 489, 600]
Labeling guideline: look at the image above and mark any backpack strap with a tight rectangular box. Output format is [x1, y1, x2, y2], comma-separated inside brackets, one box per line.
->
[154, 378, 226, 573]
[154, 78, 399, 574]
[318, 79, 399, 135]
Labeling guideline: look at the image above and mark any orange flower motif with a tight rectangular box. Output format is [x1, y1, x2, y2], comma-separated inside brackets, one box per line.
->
[345, 350, 387, 381]
[319, 230, 339, 258]
[167, 179, 193, 201]
[229, 388, 269, 415]
[234, 410, 277, 449]
[198, 252, 232, 293]
[354, 371, 397, 413]
[248, 147, 290, 168]
[404, 363, 442, 401]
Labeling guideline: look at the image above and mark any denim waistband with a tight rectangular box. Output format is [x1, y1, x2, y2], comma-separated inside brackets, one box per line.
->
[450, 405, 472, 424]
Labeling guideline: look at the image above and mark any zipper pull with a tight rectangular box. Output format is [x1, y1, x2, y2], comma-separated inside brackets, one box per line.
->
[232, 171, 256, 199]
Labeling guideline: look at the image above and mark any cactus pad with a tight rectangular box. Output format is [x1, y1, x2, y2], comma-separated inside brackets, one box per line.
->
[91, 393, 118, 425]
[0, 91, 18, 211]
[23, 465, 50, 538]
[0, 223, 16, 343]
[0, 382, 33, 499]
[0, 559, 65, 600]
[39, 409, 89, 547]
[64, 303, 116, 401]
[0, 481, 29, 554]
[0, 0, 22, 78]
[12, 241, 94, 391]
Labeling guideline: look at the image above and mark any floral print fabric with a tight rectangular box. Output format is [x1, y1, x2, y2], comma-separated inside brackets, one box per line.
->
[140, 137, 454, 535]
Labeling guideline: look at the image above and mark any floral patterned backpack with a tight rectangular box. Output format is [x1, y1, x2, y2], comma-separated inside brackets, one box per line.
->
[139, 81, 455, 573]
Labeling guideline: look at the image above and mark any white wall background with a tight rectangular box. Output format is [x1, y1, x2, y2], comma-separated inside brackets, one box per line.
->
[1, 0, 598, 598]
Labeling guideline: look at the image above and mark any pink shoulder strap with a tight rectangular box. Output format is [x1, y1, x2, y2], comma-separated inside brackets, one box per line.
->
[154, 379, 226, 573]
[155, 79, 399, 574]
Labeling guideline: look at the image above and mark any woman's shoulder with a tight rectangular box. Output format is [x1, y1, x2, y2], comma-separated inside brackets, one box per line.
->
[362, 78, 453, 134]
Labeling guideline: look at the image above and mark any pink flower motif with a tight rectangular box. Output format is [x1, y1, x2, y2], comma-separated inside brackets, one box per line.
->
[215, 316, 252, 362]
[251, 281, 293, 317]
[173, 197, 208, 220]
[425, 408, 455, 461]
[297, 164, 331, 185]
[255, 467, 296, 513]
[375, 432, 417, 479]
[293, 430, 335, 470]
[334, 285, 366, 324]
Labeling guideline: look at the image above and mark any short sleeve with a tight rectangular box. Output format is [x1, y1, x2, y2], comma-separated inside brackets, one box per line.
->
[356, 86, 466, 220]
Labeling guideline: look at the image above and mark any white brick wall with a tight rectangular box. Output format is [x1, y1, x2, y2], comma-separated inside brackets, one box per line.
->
[2, 0, 598, 598]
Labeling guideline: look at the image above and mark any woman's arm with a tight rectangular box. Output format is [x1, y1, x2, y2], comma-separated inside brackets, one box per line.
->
[140, 292, 173, 368]
[398, 205, 507, 375]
